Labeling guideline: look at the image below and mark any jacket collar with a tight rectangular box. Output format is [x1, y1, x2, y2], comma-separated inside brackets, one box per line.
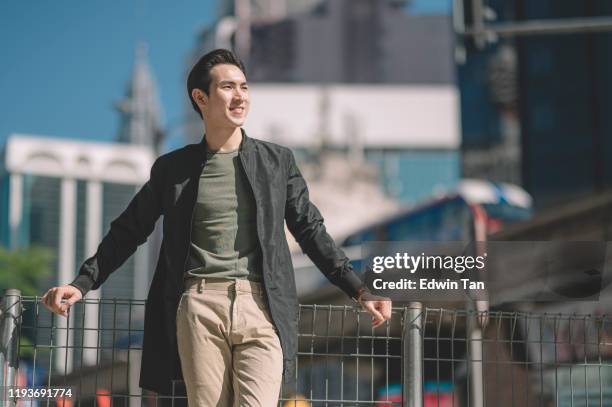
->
[198, 127, 254, 156]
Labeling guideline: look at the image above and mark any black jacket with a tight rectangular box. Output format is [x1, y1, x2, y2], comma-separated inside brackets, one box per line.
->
[69, 128, 366, 395]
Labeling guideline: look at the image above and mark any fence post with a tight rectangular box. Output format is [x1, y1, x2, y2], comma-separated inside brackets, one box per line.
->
[468, 314, 484, 407]
[0, 289, 22, 407]
[402, 302, 423, 407]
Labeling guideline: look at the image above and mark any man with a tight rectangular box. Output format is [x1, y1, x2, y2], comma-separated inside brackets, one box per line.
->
[42, 49, 392, 406]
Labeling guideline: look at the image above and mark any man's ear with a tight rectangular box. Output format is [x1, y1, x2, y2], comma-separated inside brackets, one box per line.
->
[192, 88, 207, 109]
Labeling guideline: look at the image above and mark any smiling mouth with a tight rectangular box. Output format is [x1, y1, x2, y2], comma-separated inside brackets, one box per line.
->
[229, 106, 245, 113]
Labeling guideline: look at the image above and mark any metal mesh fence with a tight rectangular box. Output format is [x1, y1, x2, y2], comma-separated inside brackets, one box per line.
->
[419, 308, 612, 407]
[2, 291, 612, 406]
[2, 294, 409, 406]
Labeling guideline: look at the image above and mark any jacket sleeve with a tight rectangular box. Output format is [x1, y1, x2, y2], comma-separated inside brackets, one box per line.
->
[284, 150, 366, 300]
[69, 157, 165, 296]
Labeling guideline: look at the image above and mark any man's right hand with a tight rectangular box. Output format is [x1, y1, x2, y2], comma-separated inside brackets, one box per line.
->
[41, 285, 83, 318]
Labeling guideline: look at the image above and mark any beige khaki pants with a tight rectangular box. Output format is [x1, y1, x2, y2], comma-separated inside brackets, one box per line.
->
[176, 277, 283, 406]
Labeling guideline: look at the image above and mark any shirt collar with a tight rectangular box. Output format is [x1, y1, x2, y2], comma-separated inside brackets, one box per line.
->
[199, 127, 253, 156]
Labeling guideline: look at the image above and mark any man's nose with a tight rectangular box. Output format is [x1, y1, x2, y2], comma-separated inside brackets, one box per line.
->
[233, 88, 247, 100]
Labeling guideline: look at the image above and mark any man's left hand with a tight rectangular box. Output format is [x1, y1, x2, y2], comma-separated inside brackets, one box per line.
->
[358, 292, 392, 328]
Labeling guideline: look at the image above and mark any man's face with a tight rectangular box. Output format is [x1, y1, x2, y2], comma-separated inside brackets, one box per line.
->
[198, 63, 249, 128]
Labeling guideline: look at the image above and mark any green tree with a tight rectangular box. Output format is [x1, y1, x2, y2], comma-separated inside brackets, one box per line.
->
[0, 245, 54, 296]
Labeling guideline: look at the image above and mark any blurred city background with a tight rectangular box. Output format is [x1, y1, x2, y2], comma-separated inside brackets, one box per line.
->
[1, 0, 612, 405]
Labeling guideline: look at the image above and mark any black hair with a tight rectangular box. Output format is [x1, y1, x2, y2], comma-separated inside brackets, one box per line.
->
[187, 48, 247, 118]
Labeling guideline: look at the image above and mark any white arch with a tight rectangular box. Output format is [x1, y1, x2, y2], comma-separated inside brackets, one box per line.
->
[23, 151, 64, 175]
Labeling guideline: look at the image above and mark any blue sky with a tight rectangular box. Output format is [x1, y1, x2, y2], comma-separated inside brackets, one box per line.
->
[0, 1, 217, 151]
[408, 0, 452, 15]
[0, 0, 450, 154]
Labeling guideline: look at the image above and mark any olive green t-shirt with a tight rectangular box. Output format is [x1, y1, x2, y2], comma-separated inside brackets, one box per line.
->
[184, 149, 263, 282]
